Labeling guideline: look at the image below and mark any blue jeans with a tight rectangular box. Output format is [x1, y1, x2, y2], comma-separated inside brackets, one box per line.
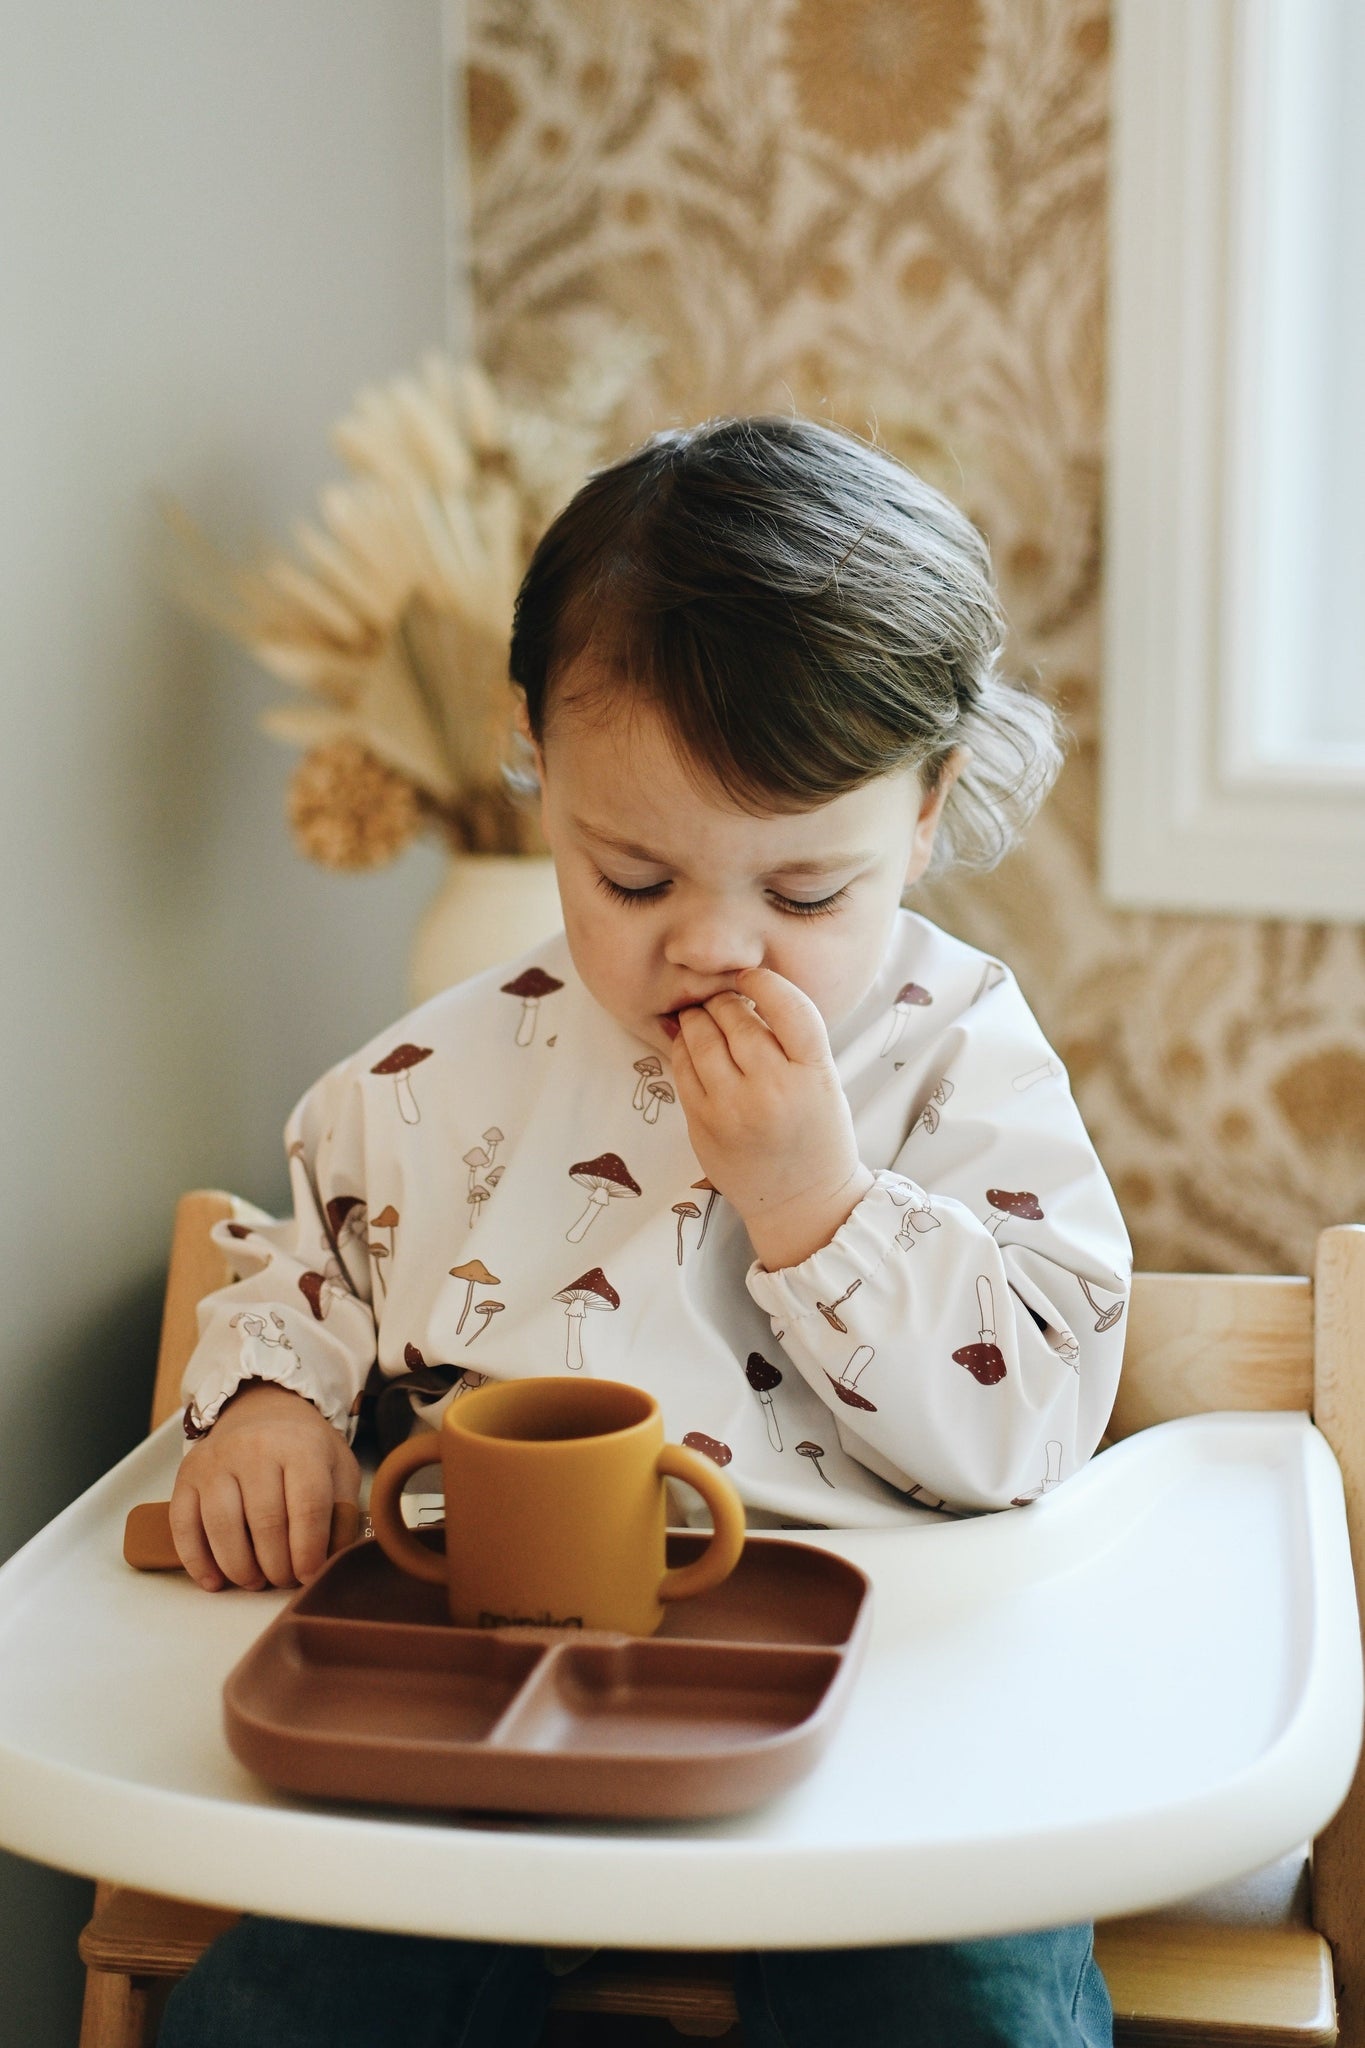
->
[159, 1916, 1112, 2046]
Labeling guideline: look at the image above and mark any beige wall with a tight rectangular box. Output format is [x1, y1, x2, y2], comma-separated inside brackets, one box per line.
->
[461, 0, 1365, 1280]
[0, 4, 448, 2035]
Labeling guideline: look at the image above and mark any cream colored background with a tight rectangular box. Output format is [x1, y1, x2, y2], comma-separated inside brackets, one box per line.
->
[459, 0, 1365, 1277]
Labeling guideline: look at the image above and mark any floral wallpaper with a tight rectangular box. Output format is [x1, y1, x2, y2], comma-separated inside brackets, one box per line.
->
[459, 0, 1365, 1276]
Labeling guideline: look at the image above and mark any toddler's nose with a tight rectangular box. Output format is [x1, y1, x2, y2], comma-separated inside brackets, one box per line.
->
[663, 901, 764, 980]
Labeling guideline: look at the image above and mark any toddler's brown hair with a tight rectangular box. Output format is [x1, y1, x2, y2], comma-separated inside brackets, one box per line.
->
[509, 415, 1061, 871]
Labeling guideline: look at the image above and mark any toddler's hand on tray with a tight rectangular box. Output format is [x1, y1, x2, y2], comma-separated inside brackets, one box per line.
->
[670, 967, 873, 1272]
[170, 1380, 360, 1592]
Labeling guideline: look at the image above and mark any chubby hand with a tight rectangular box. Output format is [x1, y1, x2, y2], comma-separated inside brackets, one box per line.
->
[170, 1379, 360, 1591]
[670, 966, 874, 1271]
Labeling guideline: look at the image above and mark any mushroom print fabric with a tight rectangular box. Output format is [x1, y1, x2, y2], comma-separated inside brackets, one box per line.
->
[180, 917, 1130, 1525]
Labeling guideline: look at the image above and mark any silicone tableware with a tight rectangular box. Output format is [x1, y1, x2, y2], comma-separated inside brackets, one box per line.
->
[223, 1530, 871, 1819]
[123, 1499, 363, 1572]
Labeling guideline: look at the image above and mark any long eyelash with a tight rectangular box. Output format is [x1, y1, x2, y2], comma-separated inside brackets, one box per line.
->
[594, 874, 849, 917]
[770, 888, 849, 918]
[596, 874, 669, 906]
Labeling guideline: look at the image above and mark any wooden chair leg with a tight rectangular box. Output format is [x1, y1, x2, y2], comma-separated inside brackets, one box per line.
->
[78, 1966, 155, 2048]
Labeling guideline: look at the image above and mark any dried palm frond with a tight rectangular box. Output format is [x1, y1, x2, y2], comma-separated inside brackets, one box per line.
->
[165, 351, 640, 863]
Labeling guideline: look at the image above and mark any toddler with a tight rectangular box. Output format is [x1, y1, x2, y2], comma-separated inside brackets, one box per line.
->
[162, 415, 1127, 2048]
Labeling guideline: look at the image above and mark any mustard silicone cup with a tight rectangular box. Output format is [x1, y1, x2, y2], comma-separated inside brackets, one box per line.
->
[367, 1376, 747, 1635]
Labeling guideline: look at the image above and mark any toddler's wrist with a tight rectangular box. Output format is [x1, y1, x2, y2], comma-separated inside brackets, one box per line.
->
[745, 1163, 875, 1272]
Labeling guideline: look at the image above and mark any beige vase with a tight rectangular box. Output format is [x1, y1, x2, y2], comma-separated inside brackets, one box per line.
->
[409, 854, 563, 1007]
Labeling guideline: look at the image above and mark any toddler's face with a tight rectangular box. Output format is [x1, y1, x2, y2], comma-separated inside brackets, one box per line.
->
[532, 677, 955, 1056]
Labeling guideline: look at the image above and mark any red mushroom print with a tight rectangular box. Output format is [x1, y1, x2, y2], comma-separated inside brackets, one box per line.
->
[501, 965, 564, 1046]
[881, 981, 933, 1056]
[692, 1178, 719, 1247]
[183, 1402, 211, 1441]
[953, 1276, 1008, 1385]
[554, 1267, 620, 1369]
[985, 1189, 1044, 1236]
[370, 1044, 433, 1124]
[796, 1439, 835, 1487]
[746, 1353, 784, 1451]
[632, 1054, 663, 1110]
[915, 1076, 954, 1135]
[826, 1343, 878, 1411]
[448, 1258, 500, 1335]
[1079, 1276, 1125, 1331]
[317, 1191, 367, 1292]
[395, 1345, 462, 1405]
[682, 1431, 733, 1467]
[566, 1152, 641, 1243]
[298, 1271, 327, 1320]
[672, 1200, 701, 1263]
[817, 1277, 862, 1333]
[466, 1300, 505, 1345]
[643, 1077, 675, 1124]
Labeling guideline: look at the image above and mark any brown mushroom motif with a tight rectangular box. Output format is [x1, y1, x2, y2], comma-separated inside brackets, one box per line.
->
[692, 1178, 719, 1247]
[467, 1185, 491, 1230]
[227, 1309, 295, 1354]
[482, 1126, 505, 1168]
[953, 1276, 1008, 1385]
[1079, 1276, 1125, 1332]
[1012, 1059, 1062, 1093]
[796, 1439, 835, 1487]
[643, 1078, 675, 1124]
[915, 1077, 954, 1135]
[1011, 1440, 1064, 1506]
[746, 1353, 784, 1451]
[462, 1147, 490, 1195]
[501, 966, 564, 1046]
[671, 1200, 701, 1263]
[449, 1258, 500, 1335]
[370, 1043, 433, 1124]
[566, 1151, 641, 1243]
[881, 981, 933, 1056]
[369, 1204, 400, 1290]
[817, 1277, 862, 1333]
[632, 1054, 662, 1110]
[894, 1189, 940, 1249]
[682, 1431, 733, 1467]
[986, 1188, 1044, 1236]
[466, 1300, 505, 1345]
[554, 1267, 620, 1369]
[826, 1343, 878, 1411]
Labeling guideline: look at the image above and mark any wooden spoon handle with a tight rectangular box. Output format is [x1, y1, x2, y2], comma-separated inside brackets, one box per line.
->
[122, 1498, 364, 1573]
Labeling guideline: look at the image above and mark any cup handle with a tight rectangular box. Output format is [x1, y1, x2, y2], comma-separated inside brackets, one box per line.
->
[654, 1443, 747, 1603]
[367, 1430, 447, 1586]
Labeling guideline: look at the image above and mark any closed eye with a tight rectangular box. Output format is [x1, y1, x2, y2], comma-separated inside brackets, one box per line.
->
[595, 874, 850, 917]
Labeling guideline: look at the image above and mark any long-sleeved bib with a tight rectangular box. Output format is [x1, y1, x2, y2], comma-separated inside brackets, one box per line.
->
[181, 911, 1131, 1526]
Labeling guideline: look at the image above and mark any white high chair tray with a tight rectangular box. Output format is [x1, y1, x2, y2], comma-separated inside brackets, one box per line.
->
[0, 1411, 1357, 1950]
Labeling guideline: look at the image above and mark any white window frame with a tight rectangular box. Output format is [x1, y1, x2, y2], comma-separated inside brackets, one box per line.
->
[1102, 0, 1365, 922]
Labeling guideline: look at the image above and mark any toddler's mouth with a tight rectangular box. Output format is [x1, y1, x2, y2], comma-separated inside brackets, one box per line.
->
[659, 998, 709, 1040]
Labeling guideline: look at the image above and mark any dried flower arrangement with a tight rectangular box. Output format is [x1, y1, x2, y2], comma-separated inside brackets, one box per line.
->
[167, 354, 630, 868]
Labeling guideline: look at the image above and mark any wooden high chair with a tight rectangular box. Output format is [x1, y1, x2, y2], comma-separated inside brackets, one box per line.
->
[78, 1194, 1365, 2048]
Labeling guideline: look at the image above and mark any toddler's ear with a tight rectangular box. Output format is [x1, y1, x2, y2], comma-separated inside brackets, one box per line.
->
[903, 748, 968, 889]
[512, 693, 545, 788]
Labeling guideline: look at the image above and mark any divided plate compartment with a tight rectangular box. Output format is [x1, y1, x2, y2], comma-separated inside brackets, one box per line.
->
[224, 1533, 871, 1819]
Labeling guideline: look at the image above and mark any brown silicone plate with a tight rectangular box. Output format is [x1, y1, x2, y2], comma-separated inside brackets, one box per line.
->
[223, 1533, 871, 1819]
